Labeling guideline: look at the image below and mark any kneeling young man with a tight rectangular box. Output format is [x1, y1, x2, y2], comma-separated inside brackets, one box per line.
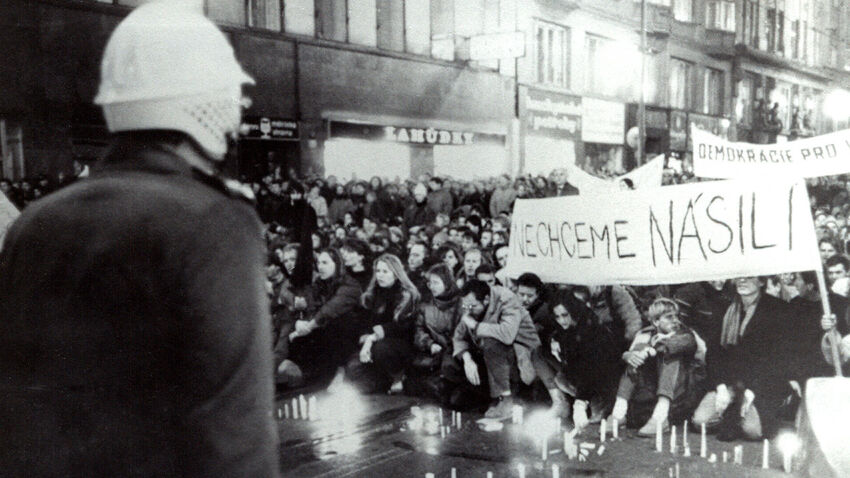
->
[441, 280, 541, 419]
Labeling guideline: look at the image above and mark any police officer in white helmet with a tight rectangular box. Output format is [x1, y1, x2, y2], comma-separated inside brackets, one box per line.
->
[0, 2, 281, 476]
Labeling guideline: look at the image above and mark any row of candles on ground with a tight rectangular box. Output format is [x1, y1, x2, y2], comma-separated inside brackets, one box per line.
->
[277, 394, 319, 421]
[648, 418, 795, 474]
[408, 406, 463, 437]
[424, 463, 589, 478]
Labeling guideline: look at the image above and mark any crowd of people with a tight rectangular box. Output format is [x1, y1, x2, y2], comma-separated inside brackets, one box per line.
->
[256, 164, 850, 442]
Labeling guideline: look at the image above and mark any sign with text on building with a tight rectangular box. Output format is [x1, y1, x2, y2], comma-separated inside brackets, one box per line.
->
[504, 178, 818, 286]
[522, 87, 581, 140]
[240, 117, 299, 141]
[581, 98, 625, 144]
[468, 31, 526, 60]
[693, 126, 850, 179]
[328, 120, 506, 146]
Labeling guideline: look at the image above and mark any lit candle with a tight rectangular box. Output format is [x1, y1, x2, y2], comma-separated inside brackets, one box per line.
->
[451, 468, 457, 478]
[597, 445, 606, 456]
[439, 409, 444, 426]
[298, 394, 307, 419]
[708, 453, 717, 463]
[600, 418, 607, 442]
[308, 396, 318, 421]
[783, 450, 792, 473]
[762, 439, 770, 469]
[656, 420, 663, 452]
[675, 462, 680, 478]
[552, 463, 559, 478]
[284, 403, 290, 419]
[517, 463, 526, 478]
[700, 423, 707, 458]
[722, 451, 728, 463]
[512, 405, 524, 425]
[457, 412, 462, 429]
[292, 398, 299, 420]
[487, 472, 493, 478]
[426, 474, 434, 478]
[683, 446, 691, 457]
[542, 436, 548, 461]
[670, 425, 677, 454]
[734, 445, 743, 465]
[612, 418, 618, 439]
[683, 420, 689, 448]
[277, 408, 282, 419]
[440, 426, 446, 439]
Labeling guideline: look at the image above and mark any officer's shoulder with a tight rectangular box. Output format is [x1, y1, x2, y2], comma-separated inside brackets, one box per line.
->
[191, 169, 256, 205]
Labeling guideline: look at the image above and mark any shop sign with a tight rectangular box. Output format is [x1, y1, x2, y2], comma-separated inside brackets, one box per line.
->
[582, 98, 625, 144]
[522, 87, 582, 140]
[328, 121, 506, 146]
[670, 111, 688, 151]
[240, 117, 300, 141]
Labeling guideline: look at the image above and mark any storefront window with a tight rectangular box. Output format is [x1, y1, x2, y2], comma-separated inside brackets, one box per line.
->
[323, 139, 411, 181]
[317, 0, 347, 42]
[434, 144, 506, 180]
[669, 58, 693, 110]
[247, 0, 281, 31]
[703, 67, 724, 116]
[284, 0, 315, 36]
[349, 0, 378, 47]
[377, 0, 405, 51]
[536, 21, 569, 89]
[673, 0, 692, 22]
[405, 0, 431, 56]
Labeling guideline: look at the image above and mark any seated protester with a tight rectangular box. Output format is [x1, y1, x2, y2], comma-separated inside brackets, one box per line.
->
[691, 276, 796, 440]
[405, 263, 462, 398]
[673, 280, 734, 359]
[588, 285, 644, 353]
[346, 254, 421, 394]
[277, 248, 363, 387]
[441, 280, 542, 418]
[406, 239, 431, 301]
[475, 264, 497, 287]
[612, 298, 706, 436]
[340, 238, 373, 290]
[790, 271, 848, 380]
[515, 272, 549, 327]
[532, 290, 621, 423]
[457, 247, 486, 288]
[436, 242, 464, 278]
[271, 243, 314, 361]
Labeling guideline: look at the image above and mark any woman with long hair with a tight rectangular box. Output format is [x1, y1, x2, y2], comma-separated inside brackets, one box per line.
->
[405, 263, 462, 398]
[276, 248, 364, 388]
[531, 289, 621, 425]
[346, 254, 421, 394]
[435, 242, 464, 277]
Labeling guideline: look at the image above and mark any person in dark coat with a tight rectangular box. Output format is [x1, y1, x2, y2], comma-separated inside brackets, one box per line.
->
[691, 276, 796, 440]
[427, 177, 454, 216]
[404, 183, 436, 230]
[346, 254, 421, 394]
[515, 272, 550, 327]
[545, 167, 579, 197]
[0, 3, 279, 476]
[404, 263, 462, 398]
[532, 290, 621, 423]
[279, 248, 365, 387]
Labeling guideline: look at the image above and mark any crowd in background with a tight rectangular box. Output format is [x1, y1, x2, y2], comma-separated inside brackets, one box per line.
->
[5, 161, 850, 441]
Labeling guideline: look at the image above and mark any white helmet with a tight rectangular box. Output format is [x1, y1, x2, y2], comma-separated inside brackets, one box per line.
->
[94, 0, 254, 159]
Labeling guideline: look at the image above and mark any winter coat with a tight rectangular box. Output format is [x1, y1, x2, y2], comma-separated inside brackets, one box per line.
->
[427, 188, 454, 216]
[415, 293, 462, 354]
[328, 197, 355, 225]
[403, 201, 436, 230]
[488, 187, 517, 217]
[708, 293, 795, 437]
[537, 314, 621, 401]
[591, 285, 644, 350]
[365, 284, 419, 342]
[309, 195, 328, 219]
[311, 274, 363, 328]
[0, 140, 280, 477]
[453, 286, 542, 384]
[544, 182, 579, 197]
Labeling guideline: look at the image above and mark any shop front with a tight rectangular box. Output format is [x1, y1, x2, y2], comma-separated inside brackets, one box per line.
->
[581, 97, 626, 175]
[519, 86, 582, 176]
[237, 116, 300, 181]
[626, 104, 669, 169]
[324, 120, 507, 181]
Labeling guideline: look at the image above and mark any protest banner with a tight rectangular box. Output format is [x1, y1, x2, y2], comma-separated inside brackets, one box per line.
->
[692, 125, 850, 179]
[565, 155, 664, 192]
[0, 191, 20, 248]
[504, 178, 819, 285]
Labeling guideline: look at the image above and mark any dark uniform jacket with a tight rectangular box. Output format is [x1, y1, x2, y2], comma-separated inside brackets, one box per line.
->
[0, 140, 280, 477]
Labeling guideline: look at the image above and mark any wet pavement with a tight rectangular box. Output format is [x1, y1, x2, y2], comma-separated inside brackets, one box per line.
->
[276, 388, 800, 478]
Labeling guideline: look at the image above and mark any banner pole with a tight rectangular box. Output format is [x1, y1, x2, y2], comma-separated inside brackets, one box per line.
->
[815, 268, 844, 377]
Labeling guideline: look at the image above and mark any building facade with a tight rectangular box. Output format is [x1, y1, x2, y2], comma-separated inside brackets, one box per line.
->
[0, 0, 848, 181]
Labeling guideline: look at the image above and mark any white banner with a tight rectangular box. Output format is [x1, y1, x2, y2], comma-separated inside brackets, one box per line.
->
[693, 126, 850, 179]
[566, 155, 665, 192]
[505, 179, 819, 285]
[0, 191, 20, 248]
